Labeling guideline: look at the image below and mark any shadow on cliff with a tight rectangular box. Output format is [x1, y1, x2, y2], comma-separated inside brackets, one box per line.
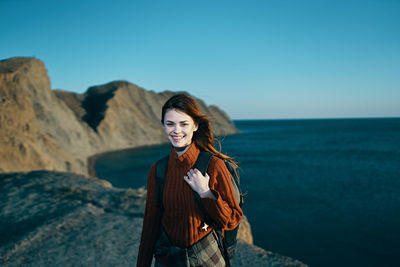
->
[82, 83, 124, 132]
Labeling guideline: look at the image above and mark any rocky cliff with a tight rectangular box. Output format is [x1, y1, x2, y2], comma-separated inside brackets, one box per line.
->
[0, 57, 308, 266]
[0, 171, 307, 267]
[0, 57, 238, 175]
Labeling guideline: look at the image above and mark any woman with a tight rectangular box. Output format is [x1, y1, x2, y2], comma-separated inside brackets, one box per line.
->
[137, 94, 243, 267]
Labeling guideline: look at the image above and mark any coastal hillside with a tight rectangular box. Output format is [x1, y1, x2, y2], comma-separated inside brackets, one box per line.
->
[0, 171, 307, 267]
[0, 57, 238, 175]
[0, 57, 308, 266]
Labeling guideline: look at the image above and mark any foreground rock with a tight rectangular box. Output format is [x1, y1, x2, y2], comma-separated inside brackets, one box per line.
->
[0, 57, 238, 175]
[0, 171, 307, 267]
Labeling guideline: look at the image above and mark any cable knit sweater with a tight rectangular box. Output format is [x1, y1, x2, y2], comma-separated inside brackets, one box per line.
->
[136, 143, 243, 267]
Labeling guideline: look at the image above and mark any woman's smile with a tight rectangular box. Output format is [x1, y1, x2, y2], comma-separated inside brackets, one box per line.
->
[171, 135, 184, 141]
[163, 109, 198, 148]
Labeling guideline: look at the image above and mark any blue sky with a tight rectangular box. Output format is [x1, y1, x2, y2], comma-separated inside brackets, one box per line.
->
[1, 0, 399, 119]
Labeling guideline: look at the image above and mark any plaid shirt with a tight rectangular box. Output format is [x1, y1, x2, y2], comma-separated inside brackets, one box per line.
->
[155, 229, 225, 267]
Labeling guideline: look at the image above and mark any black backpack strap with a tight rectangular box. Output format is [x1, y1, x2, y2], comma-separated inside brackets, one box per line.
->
[155, 155, 169, 211]
[192, 151, 232, 267]
[194, 150, 213, 175]
[192, 151, 214, 224]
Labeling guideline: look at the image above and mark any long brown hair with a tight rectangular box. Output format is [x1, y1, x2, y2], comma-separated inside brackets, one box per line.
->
[161, 93, 236, 165]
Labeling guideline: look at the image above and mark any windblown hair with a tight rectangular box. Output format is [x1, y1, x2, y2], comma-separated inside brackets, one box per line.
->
[161, 93, 236, 165]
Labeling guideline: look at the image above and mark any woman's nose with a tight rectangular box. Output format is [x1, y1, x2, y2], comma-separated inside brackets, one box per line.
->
[173, 125, 181, 133]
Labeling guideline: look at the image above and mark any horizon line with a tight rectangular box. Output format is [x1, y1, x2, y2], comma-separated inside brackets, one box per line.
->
[232, 116, 400, 121]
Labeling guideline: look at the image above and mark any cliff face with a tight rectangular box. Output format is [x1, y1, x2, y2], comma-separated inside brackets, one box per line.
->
[0, 171, 307, 267]
[0, 58, 91, 174]
[0, 57, 238, 175]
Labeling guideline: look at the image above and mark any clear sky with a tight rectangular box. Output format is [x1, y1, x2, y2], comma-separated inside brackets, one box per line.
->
[1, 0, 399, 119]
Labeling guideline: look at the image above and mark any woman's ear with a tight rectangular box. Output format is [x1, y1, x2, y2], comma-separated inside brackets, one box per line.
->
[194, 123, 198, 132]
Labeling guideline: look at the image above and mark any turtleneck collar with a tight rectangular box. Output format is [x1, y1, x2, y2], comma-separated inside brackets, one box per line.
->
[169, 142, 200, 166]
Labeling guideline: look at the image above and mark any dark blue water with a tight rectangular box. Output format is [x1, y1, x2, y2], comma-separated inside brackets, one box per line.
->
[94, 118, 400, 267]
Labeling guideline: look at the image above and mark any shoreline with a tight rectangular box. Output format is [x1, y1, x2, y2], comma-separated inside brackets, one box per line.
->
[87, 132, 241, 178]
[86, 142, 171, 178]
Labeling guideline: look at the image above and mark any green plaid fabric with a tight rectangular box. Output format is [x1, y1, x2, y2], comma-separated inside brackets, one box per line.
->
[155, 229, 225, 267]
[187, 231, 225, 267]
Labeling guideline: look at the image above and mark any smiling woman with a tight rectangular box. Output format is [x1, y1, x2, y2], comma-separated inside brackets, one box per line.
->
[137, 94, 243, 267]
[163, 109, 198, 153]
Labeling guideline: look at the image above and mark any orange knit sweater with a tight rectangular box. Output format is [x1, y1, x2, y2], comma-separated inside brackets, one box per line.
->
[136, 143, 243, 267]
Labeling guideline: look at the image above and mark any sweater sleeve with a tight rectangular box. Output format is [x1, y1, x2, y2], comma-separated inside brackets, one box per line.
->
[201, 157, 243, 230]
[136, 164, 161, 267]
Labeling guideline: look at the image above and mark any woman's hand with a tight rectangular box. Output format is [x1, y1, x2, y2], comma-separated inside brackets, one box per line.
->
[184, 168, 216, 199]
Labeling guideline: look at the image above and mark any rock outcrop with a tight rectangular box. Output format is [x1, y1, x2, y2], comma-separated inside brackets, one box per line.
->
[0, 57, 238, 175]
[0, 171, 307, 267]
[0, 57, 308, 266]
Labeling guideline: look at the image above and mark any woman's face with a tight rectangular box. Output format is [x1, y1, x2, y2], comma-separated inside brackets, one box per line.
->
[163, 109, 198, 148]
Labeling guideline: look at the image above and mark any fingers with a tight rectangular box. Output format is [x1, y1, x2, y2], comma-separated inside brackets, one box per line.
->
[184, 175, 190, 183]
[186, 169, 195, 179]
[184, 169, 201, 186]
[184, 169, 211, 195]
[186, 169, 210, 179]
[188, 168, 199, 176]
[187, 168, 204, 177]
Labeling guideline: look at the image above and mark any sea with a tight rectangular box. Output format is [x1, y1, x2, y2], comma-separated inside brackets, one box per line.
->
[94, 118, 400, 267]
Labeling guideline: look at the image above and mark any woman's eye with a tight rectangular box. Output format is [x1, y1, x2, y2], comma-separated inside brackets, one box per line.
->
[181, 123, 188, 127]
[166, 123, 174, 126]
